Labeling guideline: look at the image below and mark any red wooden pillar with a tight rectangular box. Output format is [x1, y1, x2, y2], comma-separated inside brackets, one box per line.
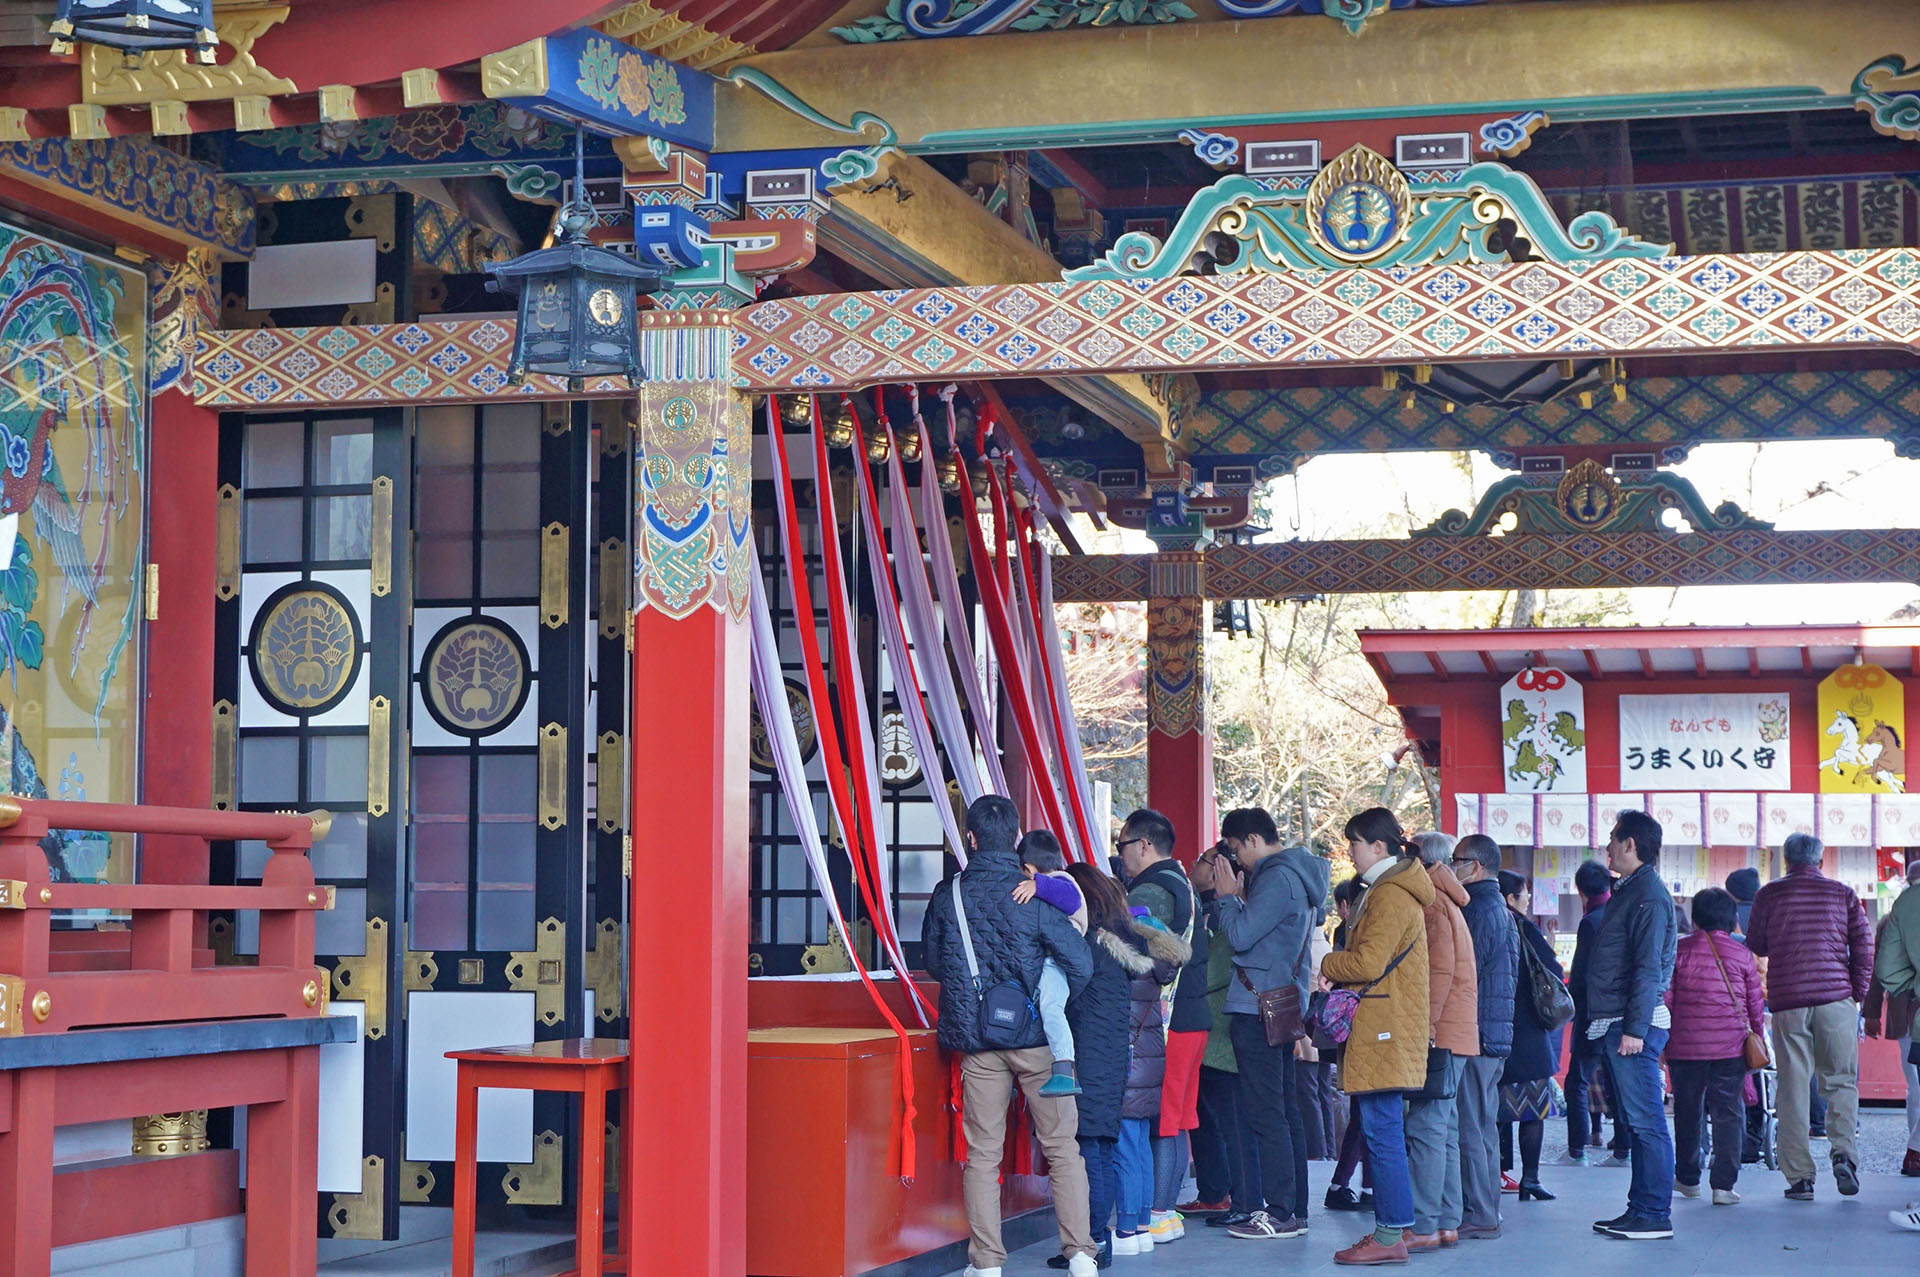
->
[142, 358, 218, 882]
[624, 340, 753, 1276]
[1145, 553, 1215, 864]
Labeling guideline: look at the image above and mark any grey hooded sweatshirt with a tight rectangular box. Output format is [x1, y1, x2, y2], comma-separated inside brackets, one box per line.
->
[1209, 846, 1333, 1017]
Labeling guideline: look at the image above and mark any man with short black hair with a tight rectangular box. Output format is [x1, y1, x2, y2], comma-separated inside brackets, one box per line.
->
[1116, 807, 1212, 1244]
[1198, 806, 1329, 1241]
[1449, 833, 1515, 1240]
[1585, 810, 1679, 1241]
[1747, 832, 1875, 1202]
[922, 796, 1098, 1277]
[1563, 859, 1626, 1166]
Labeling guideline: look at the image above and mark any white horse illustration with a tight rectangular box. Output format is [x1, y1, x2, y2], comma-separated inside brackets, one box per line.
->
[1824, 710, 1883, 776]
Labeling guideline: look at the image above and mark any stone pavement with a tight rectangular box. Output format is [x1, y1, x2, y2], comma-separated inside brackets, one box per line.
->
[958, 1110, 1920, 1277]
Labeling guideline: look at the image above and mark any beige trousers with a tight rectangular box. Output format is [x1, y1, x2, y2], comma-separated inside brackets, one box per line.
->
[1773, 999, 1861, 1183]
[961, 1046, 1095, 1268]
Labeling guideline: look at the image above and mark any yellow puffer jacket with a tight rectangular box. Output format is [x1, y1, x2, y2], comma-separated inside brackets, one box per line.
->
[1321, 856, 1434, 1094]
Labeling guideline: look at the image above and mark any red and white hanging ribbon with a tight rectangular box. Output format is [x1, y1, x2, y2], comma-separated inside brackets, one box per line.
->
[748, 557, 920, 1178]
[850, 410, 969, 866]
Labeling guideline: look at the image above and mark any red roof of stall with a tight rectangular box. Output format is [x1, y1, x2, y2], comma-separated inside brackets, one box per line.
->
[1359, 624, 1920, 688]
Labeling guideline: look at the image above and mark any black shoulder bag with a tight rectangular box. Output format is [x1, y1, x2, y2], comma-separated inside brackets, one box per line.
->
[952, 879, 1037, 1049]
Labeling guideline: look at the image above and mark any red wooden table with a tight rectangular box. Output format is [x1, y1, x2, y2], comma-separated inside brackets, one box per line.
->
[448, 1039, 629, 1277]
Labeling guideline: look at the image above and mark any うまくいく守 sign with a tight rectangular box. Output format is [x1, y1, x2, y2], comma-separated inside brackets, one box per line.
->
[1618, 692, 1791, 790]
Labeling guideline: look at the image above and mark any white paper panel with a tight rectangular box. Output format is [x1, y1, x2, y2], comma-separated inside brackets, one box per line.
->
[1649, 793, 1703, 846]
[1763, 794, 1816, 844]
[1481, 795, 1534, 846]
[1454, 793, 1481, 837]
[237, 1003, 364, 1192]
[1880, 795, 1920, 845]
[1706, 794, 1761, 847]
[405, 991, 536, 1164]
[1820, 794, 1875, 847]
[248, 238, 378, 309]
[1537, 795, 1591, 847]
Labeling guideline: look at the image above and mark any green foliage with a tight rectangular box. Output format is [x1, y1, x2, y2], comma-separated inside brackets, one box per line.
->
[0, 536, 44, 676]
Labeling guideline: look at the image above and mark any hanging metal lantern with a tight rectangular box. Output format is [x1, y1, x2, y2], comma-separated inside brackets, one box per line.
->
[486, 129, 660, 392]
[48, 0, 218, 62]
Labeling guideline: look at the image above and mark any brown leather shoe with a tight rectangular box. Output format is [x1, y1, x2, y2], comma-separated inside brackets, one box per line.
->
[1335, 1237, 1411, 1265]
[1438, 1230, 1460, 1247]
[1403, 1233, 1441, 1252]
[1904, 1149, 1920, 1178]
[1456, 1223, 1502, 1240]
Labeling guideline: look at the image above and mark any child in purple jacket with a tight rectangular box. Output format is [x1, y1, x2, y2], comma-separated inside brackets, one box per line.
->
[1013, 830, 1088, 1096]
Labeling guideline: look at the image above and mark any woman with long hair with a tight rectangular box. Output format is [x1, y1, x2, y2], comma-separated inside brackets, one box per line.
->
[1497, 870, 1564, 1202]
[1061, 862, 1146, 1264]
[1319, 807, 1433, 1266]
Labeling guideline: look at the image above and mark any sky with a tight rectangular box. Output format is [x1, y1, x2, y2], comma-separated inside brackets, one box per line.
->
[1242, 438, 1920, 628]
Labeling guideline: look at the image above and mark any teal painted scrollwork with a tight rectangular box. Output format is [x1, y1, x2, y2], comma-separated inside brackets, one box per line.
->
[722, 66, 898, 184]
[1064, 163, 1669, 281]
[1854, 56, 1920, 142]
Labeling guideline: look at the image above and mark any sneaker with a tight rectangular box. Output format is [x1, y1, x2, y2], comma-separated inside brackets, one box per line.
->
[963, 1268, 1003, 1277]
[1676, 1181, 1702, 1199]
[1602, 1151, 1631, 1167]
[1784, 1180, 1815, 1201]
[1500, 1172, 1521, 1194]
[1556, 1150, 1588, 1166]
[1833, 1155, 1860, 1197]
[1601, 1214, 1674, 1240]
[1712, 1189, 1741, 1205]
[1066, 1254, 1099, 1277]
[1810, 1127, 1828, 1138]
[1229, 1210, 1306, 1240]
[1048, 1245, 1109, 1273]
[1892, 1202, 1920, 1232]
[1148, 1210, 1184, 1242]
[1325, 1186, 1370, 1212]
[1593, 1212, 1634, 1235]
[1207, 1210, 1255, 1229]
[1110, 1231, 1143, 1257]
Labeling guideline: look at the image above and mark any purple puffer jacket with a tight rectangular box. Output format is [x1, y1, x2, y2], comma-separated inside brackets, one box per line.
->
[1663, 930, 1764, 1061]
[1745, 865, 1874, 1012]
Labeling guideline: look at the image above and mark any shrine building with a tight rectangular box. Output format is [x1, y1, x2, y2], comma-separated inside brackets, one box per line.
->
[3, 0, 1920, 1274]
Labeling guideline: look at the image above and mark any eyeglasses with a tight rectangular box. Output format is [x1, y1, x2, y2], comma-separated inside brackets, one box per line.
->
[1114, 837, 1146, 853]
[1449, 856, 1475, 867]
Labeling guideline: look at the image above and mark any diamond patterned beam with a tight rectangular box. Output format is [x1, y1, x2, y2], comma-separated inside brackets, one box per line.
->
[1051, 529, 1920, 602]
[193, 248, 1920, 407]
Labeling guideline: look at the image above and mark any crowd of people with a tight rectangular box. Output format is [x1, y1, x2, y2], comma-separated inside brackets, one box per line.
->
[924, 794, 1920, 1275]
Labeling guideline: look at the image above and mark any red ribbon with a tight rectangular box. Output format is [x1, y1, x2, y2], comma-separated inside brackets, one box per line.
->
[954, 406, 1079, 859]
[764, 396, 925, 1179]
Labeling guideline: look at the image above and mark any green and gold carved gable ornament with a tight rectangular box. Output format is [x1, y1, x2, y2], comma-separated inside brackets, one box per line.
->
[1414, 459, 1771, 539]
[1854, 55, 1920, 141]
[1065, 145, 1669, 281]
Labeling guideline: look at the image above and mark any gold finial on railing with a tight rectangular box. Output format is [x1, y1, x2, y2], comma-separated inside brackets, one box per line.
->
[0, 796, 23, 828]
[305, 809, 334, 843]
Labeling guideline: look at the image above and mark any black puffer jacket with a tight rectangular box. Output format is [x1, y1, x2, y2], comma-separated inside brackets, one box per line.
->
[922, 848, 1094, 1054]
[1584, 862, 1678, 1039]
[1122, 918, 1192, 1121]
[1129, 859, 1211, 1033]
[1463, 878, 1519, 1059]
[1068, 921, 1158, 1140]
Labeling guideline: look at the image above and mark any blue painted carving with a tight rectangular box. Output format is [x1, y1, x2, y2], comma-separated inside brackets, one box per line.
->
[498, 28, 714, 153]
[634, 204, 710, 270]
[1178, 128, 1241, 168]
[1479, 110, 1550, 157]
[1065, 154, 1669, 280]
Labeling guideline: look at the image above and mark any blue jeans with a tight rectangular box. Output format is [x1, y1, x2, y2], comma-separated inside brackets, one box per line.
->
[1355, 1092, 1414, 1231]
[1599, 1024, 1674, 1221]
[1038, 959, 1074, 1062]
[1116, 1118, 1154, 1235]
[1080, 1135, 1116, 1245]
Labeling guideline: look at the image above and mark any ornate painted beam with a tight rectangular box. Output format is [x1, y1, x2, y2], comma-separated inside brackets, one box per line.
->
[819, 148, 1178, 464]
[1182, 369, 1920, 466]
[480, 28, 715, 151]
[0, 136, 254, 258]
[1050, 529, 1920, 602]
[718, 0, 1920, 152]
[192, 247, 1920, 406]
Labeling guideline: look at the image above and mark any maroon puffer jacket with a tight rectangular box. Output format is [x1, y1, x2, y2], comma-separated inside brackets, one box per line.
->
[1744, 866, 1874, 1012]
[1663, 930, 1764, 1060]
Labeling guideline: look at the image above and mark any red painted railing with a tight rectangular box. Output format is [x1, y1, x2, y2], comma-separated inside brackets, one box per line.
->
[0, 798, 331, 1036]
